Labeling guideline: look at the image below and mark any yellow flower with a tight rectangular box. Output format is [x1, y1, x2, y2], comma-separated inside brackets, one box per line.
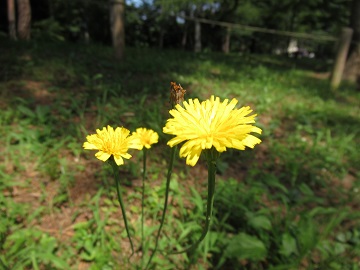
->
[163, 95, 262, 166]
[132, 128, 159, 149]
[83, 125, 142, 166]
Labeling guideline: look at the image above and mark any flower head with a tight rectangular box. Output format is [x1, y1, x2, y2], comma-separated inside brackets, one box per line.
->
[83, 125, 142, 166]
[132, 128, 159, 150]
[163, 96, 262, 166]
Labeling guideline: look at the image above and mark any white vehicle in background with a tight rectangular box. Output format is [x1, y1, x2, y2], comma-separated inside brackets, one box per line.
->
[287, 39, 315, 58]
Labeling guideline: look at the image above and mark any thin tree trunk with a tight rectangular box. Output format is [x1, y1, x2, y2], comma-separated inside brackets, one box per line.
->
[349, 0, 360, 54]
[110, 0, 125, 60]
[286, 2, 297, 50]
[344, 0, 360, 84]
[7, 0, 17, 40]
[330, 27, 353, 90]
[17, 0, 31, 40]
[194, 19, 201, 53]
[83, 24, 90, 44]
[181, 23, 187, 50]
[345, 44, 360, 82]
[222, 26, 231, 53]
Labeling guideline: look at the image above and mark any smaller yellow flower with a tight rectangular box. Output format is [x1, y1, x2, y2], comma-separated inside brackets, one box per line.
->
[132, 128, 159, 150]
[83, 125, 142, 166]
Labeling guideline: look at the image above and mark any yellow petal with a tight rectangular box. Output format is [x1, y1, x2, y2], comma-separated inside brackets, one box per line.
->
[95, 151, 111, 162]
[83, 142, 97, 150]
[114, 155, 124, 166]
[242, 135, 262, 148]
[121, 153, 132, 159]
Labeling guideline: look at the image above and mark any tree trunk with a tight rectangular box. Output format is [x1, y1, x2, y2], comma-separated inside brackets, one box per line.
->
[194, 19, 201, 53]
[110, 0, 125, 60]
[181, 22, 188, 50]
[7, 0, 17, 40]
[344, 0, 360, 86]
[17, 0, 31, 40]
[349, 0, 360, 54]
[222, 27, 231, 53]
[330, 27, 353, 90]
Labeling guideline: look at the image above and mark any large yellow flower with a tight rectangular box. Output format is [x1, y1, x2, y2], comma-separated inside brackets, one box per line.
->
[83, 125, 142, 165]
[132, 128, 159, 149]
[163, 96, 262, 166]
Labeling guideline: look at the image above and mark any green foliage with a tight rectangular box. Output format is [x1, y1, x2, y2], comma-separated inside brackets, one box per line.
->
[224, 233, 267, 260]
[0, 38, 359, 269]
[32, 18, 66, 42]
[72, 190, 118, 269]
[2, 229, 69, 269]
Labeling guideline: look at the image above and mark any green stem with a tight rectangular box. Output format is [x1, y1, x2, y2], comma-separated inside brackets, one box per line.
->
[169, 149, 217, 255]
[109, 158, 135, 256]
[145, 146, 177, 270]
[141, 149, 147, 268]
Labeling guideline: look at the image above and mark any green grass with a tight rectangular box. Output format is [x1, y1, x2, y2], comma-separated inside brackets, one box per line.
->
[1, 37, 360, 270]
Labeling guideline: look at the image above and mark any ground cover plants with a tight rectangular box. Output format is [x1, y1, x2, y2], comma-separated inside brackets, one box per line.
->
[1, 37, 360, 270]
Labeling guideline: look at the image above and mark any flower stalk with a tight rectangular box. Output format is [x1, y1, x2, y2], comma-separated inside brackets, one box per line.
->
[145, 145, 177, 269]
[108, 157, 135, 256]
[141, 148, 147, 268]
[170, 148, 218, 254]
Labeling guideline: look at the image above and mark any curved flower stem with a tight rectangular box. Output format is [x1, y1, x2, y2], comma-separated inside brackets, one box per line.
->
[169, 150, 217, 255]
[145, 145, 177, 270]
[141, 149, 147, 268]
[109, 158, 135, 257]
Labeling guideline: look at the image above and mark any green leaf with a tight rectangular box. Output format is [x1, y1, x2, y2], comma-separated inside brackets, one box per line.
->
[279, 233, 298, 257]
[39, 253, 69, 269]
[169, 176, 179, 193]
[247, 214, 272, 231]
[47, 255, 69, 269]
[93, 73, 103, 80]
[17, 105, 35, 118]
[329, 262, 343, 270]
[297, 218, 318, 255]
[73, 222, 89, 230]
[262, 173, 288, 194]
[333, 242, 348, 255]
[225, 233, 267, 261]
[190, 187, 204, 213]
[179, 221, 201, 241]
